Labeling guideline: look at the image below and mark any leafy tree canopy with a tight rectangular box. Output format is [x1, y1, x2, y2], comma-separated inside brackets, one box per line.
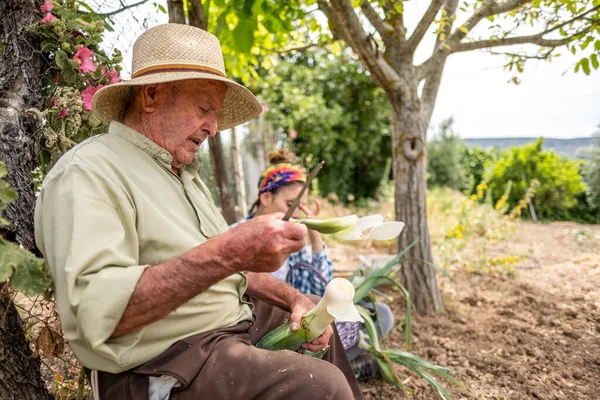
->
[258, 51, 392, 201]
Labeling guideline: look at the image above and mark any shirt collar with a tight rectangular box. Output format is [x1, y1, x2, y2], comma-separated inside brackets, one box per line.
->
[109, 121, 201, 175]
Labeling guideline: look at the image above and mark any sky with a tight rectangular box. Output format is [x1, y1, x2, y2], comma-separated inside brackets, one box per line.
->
[98, 0, 600, 139]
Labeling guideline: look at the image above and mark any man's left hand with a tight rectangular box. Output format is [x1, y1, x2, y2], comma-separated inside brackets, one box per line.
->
[289, 293, 333, 352]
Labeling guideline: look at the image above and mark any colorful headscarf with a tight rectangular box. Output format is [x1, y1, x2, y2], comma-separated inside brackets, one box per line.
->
[258, 163, 306, 194]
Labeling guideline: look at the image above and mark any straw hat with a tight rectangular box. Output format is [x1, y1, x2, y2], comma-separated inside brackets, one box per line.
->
[91, 24, 262, 131]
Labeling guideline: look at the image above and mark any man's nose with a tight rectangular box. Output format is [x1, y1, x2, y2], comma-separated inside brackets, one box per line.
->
[206, 113, 219, 137]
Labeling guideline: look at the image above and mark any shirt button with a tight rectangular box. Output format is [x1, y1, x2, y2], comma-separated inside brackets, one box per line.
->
[161, 154, 168, 160]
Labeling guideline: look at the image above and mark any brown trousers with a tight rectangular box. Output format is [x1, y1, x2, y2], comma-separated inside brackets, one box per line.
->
[96, 297, 364, 400]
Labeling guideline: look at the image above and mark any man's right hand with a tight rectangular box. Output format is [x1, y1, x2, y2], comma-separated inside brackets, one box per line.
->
[222, 213, 308, 273]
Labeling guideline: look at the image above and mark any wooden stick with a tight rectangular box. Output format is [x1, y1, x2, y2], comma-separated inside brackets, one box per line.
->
[283, 160, 325, 221]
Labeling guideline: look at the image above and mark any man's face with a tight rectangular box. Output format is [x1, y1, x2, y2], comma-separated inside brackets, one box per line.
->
[149, 79, 227, 170]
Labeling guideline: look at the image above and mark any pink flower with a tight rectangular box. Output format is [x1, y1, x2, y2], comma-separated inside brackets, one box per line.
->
[81, 84, 104, 111]
[106, 69, 120, 84]
[262, 104, 269, 112]
[100, 67, 121, 84]
[50, 98, 57, 107]
[290, 130, 297, 139]
[41, 0, 54, 13]
[41, 13, 57, 23]
[73, 46, 96, 73]
[58, 109, 69, 119]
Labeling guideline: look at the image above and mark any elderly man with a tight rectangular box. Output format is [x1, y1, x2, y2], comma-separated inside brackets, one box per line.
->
[34, 24, 363, 399]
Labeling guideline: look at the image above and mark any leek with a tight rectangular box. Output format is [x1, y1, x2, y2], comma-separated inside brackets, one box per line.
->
[256, 278, 364, 352]
[297, 214, 405, 241]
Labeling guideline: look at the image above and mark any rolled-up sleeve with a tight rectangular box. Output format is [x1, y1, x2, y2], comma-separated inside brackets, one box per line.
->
[35, 161, 148, 365]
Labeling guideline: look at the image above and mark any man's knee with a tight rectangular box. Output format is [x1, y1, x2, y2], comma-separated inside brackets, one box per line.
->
[296, 359, 354, 399]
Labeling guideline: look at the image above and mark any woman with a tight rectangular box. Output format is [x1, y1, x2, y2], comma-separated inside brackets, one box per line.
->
[244, 150, 332, 296]
[237, 150, 394, 380]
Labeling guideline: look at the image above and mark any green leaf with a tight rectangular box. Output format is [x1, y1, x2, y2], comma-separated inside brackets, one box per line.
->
[0, 187, 18, 205]
[234, 18, 256, 53]
[158, 4, 166, 13]
[40, 40, 55, 53]
[251, 0, 265, 15]
[0, 261, 14, 282]
[0, 241, 52, 296]
[214, 0, 226, 8]
[582, 57, 591, 75]
[54, 49, 79, 85]
[595, 40, 600, 51]
[76, 0, 95, 13]
[592, 54, 599, 70]
[458, 26, 469, 34]
[104, 20, 115, 32]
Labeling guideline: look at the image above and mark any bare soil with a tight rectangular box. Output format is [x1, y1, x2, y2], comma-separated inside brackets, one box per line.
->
[330, 222, 600, 400]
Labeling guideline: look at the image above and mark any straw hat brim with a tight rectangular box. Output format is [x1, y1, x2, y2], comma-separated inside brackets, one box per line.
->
[91, 70, 262, 131]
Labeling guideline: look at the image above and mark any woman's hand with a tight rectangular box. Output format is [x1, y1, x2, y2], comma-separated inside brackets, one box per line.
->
[298, 199, 321, 219]
[299, 200, 324, 252]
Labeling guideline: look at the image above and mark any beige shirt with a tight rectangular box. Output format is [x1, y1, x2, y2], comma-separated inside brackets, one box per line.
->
[34, 122, 253, 373]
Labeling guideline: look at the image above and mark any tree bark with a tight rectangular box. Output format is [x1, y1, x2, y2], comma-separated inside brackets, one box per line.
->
[167, 0, 186, 24]
[0, 283, 49, 400]
[181, 0, 238, 224]
[388, 88, 442, 315]
[0, 0, 44, 251]
[209, 133, 237, 224]
[0, 0, 50, 398]
[231, 126, 247, 219]
[256, 111, 266, 172]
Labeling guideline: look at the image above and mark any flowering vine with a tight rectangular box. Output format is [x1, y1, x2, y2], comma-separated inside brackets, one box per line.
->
[28, 0, 122, 170]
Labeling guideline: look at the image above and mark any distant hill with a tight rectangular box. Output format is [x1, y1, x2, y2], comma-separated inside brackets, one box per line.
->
[463, 137, 596, 159]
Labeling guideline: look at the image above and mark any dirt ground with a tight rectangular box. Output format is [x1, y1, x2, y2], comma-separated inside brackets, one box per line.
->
[18, 221, 600, 399]
[330, 221, 600, 400]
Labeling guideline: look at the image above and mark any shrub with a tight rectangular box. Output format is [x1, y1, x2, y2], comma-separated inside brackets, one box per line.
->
[460, 146, 499, 195]
[486, 138, 586, 220]
[583, 134, 600, 210]
[427, 118, 468, 190]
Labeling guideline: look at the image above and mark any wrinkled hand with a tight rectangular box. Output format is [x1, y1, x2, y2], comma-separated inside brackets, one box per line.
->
[299, 199, 321, 220]
[289, 294, 333, 352]
[224, 213, 307, 274]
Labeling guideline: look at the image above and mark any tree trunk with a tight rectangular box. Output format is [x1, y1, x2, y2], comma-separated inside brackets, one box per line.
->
[0, 0, 49, 398]
[256, 112, 266, 172]
[209, 134, 237, 224]
[0, 0, 44, 251]
[0, 283, 49, 400]
[167, 0, 186, 24]
[231, 126, 247, 219]
[179, 0, 237, 225]
[388, 89, 442, 315]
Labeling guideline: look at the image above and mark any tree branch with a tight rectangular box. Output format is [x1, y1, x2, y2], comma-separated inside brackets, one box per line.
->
[541, 5, 600, 35]
[451, 32, 577, 52]
[79, 0, 151, 17]
[446, 0, 532, 46]
[381, 0, 407, 37]
[407, 0, 445, 52]
[360, 1, 396, 38]
[264, 41, 332, 54]
[319, 0, 401, 89]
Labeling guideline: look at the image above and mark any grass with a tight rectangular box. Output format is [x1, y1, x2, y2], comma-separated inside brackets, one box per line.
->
[314, 186, 524, 277]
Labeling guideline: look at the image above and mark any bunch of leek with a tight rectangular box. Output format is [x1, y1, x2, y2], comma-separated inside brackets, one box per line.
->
[256, 278, 363, 352]
[297, 214, 405, 241]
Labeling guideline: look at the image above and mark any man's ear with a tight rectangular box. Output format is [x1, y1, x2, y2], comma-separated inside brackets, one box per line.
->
[140, 84, 164, 113]
[259, 192, 273, 207]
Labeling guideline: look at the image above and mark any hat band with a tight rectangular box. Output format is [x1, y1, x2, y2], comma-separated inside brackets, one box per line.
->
[131, 64, 226, 79]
